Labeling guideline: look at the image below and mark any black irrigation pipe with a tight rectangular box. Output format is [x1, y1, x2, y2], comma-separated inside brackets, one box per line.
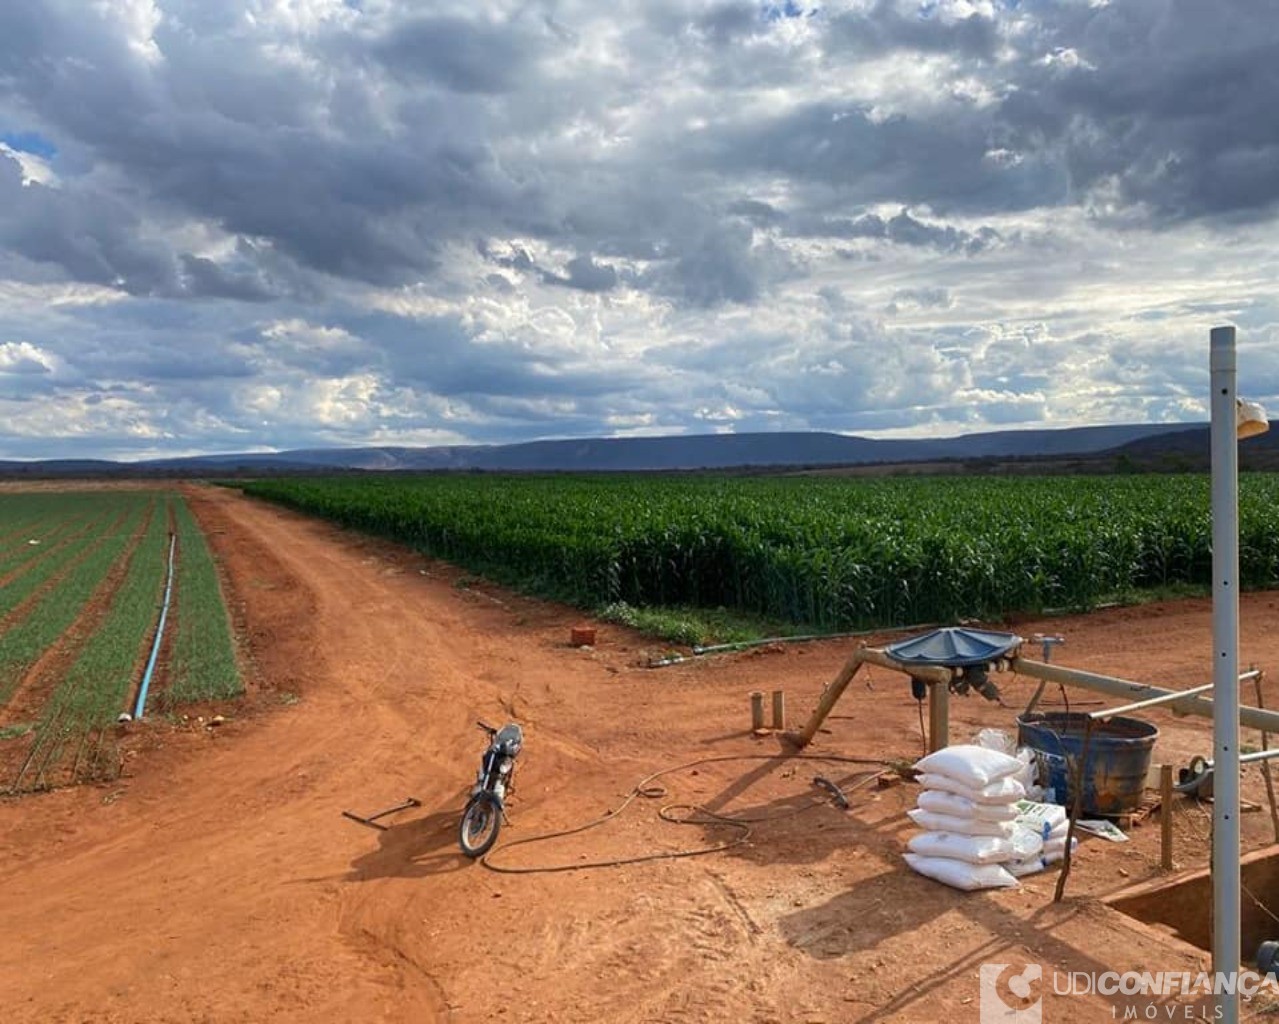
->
[644, 622, 941, 668]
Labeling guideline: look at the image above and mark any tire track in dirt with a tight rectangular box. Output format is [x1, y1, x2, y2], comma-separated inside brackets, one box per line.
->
[0, 501, 156, 790]
[184, 484, 467, 1022]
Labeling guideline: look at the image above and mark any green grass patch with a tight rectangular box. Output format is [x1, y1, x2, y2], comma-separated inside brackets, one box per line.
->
[599, 601, 825, 648]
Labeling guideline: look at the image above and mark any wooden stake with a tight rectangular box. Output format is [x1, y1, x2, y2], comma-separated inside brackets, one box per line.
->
[771, 690, 785, 730]
[750, 691, 765, 732]
[1252, 673, 1279, 844]
[1160, 764, 1174, 870]
[791, 645, 950, 747]
[1054, 718, 1094, 903]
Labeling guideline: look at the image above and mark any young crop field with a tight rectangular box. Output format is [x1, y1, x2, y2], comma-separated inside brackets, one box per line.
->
[165, 497, 242, 705]
[240, 473, 1279, 632]
[0, 489, 241, 792]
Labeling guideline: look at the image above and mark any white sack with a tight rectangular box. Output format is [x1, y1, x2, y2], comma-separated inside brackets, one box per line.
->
[914, 745, 1025, 788]
[974, 728, 1017, 756]
[1009, 824, 1045, 861]
[1006, 856, 1048, 878]
[907, 831, 1016, 865]
[904, 853, 1018, 891]
[917, 773, 1027, 805]
[1014, 800, 1069, 840]
[916, 789, 1019, 823]
[1043, 835, 1078, 859]
[908, 808, 1016, 838]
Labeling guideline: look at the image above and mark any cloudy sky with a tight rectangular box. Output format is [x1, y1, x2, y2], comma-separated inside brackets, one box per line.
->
[1, 0, 1277, 460]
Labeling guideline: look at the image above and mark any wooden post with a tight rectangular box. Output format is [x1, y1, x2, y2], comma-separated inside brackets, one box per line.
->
[928, 680, 950, 753]
[750, 691, 765, 732]
[1160, 764, 1174, 870]
[771, 690, 785, 730]
[1054, 717, 1094, 903]
[1252, 674, 1279, 844]
[790, 645, 951, 748]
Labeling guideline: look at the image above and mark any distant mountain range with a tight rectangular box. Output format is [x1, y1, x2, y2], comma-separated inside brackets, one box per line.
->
[0, 422, 1241, 476]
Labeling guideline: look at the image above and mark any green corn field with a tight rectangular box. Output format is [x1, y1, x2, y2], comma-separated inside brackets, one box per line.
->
[239, 473, 1279, 630]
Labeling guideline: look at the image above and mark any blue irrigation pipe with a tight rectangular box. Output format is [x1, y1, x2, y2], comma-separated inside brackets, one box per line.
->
[133, 532, 176, 720]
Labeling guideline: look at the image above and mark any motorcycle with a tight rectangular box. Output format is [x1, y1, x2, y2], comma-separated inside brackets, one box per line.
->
[458, 720, 523, 858]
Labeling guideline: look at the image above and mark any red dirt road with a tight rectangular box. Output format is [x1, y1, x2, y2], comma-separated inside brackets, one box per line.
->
[3, 484, 1279, 1023]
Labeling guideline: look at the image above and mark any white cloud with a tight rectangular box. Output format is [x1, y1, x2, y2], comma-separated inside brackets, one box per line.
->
[0, 340, 56, 375]
[0, 0, 1275, 458]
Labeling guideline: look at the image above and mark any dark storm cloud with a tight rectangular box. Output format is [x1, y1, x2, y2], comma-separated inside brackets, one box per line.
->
[177, 255, 277, 303]
[477, 242, 619, 293]
[995, 2, 1279, 220]
[0, 152, 174, 294]
[0, 3, 534, 289]
[693, 2, 761, 45]
[643, 221, 795, 307]
[727, 199, 785, 227]
[824, 0, 999, 60]
[372, 15, 550, 94]
[692, 2, 1279, 224]
[542, 255, 619, 293]
[789, 209, 1000, 253]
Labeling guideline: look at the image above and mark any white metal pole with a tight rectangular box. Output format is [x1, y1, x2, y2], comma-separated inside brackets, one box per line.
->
[1211, 324, 1241, 1022]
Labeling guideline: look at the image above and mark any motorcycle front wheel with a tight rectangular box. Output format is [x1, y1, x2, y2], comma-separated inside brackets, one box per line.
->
[458, 794, 502, 858]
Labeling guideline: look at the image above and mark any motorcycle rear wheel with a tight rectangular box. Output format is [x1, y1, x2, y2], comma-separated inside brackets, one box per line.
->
[458, 794, 502, 858]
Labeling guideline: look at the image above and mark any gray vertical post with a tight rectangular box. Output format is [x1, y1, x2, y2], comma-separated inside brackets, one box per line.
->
[1210, 325, 1241, 1022]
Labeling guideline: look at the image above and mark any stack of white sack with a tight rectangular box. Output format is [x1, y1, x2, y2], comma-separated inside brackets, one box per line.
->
[904, 744, 1039, 891]
[1003, 800, 1079, 877]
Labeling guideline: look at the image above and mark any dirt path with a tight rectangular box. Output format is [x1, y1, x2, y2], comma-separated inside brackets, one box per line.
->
[1, 484, 1278, 1022]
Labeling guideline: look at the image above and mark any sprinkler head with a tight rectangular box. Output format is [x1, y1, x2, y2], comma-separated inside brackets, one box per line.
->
[960, 664, 1002, 703]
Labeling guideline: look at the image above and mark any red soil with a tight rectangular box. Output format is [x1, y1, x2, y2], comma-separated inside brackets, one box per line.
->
[2, 482, 1278, 1023]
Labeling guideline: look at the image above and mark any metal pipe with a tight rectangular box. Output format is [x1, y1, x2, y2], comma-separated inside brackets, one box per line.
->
[1212, 325, 1242, 1019]
[1008, 658, 1279, 732]
[1200, 748, 1279, 769]
[1090, 682, 1216, 721]
[691, 621, 939, 656]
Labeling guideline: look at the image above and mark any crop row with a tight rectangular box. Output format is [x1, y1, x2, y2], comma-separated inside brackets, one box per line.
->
[240, 474, 1279, 629]
[166, 498, 242, 704]
[18, 497, 172, 788]
[0, 493, 153, 706]
[0, 489, 243, 790]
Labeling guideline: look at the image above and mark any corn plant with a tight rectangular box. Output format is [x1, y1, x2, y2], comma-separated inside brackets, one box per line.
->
[239, 473, 1279, 632]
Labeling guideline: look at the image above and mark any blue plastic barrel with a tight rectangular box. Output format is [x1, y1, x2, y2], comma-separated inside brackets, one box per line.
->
[1017, 712, 1158, 816]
